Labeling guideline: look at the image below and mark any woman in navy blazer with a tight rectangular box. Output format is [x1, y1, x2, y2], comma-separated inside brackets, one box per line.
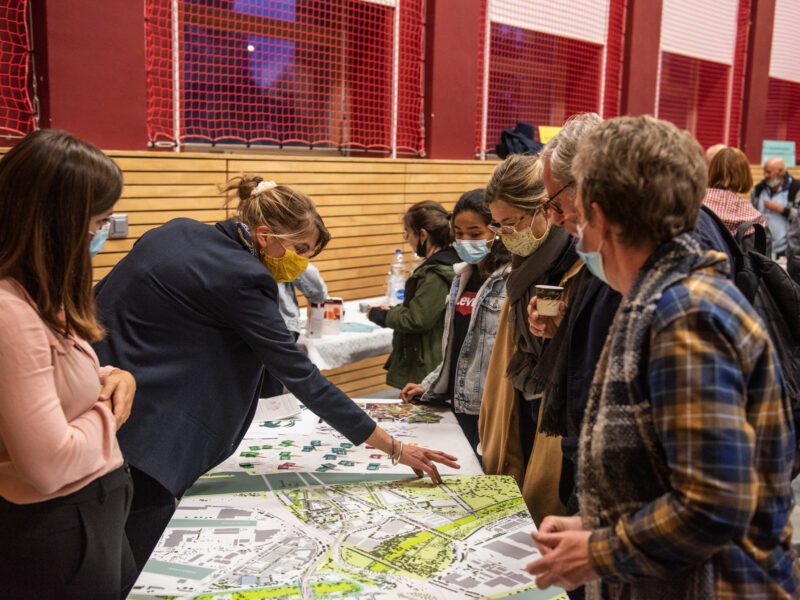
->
[93, 177, 459, 578]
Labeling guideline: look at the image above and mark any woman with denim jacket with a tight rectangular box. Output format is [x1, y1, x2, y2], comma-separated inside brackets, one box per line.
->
[400, 190, 511, 459]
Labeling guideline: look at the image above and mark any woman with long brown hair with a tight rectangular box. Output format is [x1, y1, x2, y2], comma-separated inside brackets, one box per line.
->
[0, 129, 137, 599]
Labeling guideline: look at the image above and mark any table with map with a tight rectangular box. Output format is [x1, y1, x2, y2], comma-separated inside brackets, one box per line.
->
[127, 397, 566, 600]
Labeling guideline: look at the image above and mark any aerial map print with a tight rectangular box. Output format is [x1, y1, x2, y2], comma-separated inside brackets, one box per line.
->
[216, 399, 479, 476]
[129, 473, 565, 600]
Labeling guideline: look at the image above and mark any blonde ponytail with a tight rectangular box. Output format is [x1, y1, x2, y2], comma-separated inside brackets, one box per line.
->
[222, 175, 330, 257]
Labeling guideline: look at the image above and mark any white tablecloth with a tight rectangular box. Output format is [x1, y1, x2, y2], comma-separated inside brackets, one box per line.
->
[296, 296, 393, 371]
[218, 396, 484, 476]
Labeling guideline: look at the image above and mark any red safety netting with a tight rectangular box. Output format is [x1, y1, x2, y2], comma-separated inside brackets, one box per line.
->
[656, 0, 749, 150]
[0, 0, 35, 138]
[145, 0, 424, 153]
[764, 78, 800, 148]
[657, 53, 730, 150]
[474, 0, 626, 156]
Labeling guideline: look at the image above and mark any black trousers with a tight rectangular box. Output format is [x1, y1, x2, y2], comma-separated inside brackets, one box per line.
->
[453, 409, 482, 465]
[0, 465, 136, 600]
[124, 466, 178, 577]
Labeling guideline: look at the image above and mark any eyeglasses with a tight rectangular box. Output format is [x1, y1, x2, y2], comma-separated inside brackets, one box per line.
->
[542, 184, 571, 216]
[488, 212, 534, 236]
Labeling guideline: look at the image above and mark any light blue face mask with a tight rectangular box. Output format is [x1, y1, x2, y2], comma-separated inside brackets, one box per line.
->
[576, 222, 607, 284]
[89, 223, 110, 258]
[453, 238, 492, 264]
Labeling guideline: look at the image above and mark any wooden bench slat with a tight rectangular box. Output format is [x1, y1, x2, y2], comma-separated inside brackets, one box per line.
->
[112, 157, 227, 172]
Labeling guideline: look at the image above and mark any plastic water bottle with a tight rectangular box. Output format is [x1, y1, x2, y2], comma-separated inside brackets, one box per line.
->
[387, 249, 406, 306]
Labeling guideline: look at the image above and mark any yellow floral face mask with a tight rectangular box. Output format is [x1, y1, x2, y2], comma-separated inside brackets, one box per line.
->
[261, 242, 309, 283]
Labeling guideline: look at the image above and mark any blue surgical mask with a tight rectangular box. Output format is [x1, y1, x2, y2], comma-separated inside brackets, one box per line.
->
[453, 238, 492, 264]
[576, 222, 607, 284]
[89, 223, 110, 258]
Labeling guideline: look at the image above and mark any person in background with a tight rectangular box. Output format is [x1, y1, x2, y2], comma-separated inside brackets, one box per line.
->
[368, 200, 459, 389]
[752, 157, 800, 257]
[260, 264, 328, 397]
[479, 154, 579, 525]
[94, 177, 459, 579]
[278, 263, 327, 341]
[528, 115, 798, 600]
[400, 189, 511, 458]
[704, 147, 769, 249]
[704, 142, 726, 165]
[0, 129, 137, 599]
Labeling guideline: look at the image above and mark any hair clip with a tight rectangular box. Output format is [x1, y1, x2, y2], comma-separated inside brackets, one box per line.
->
[251, 180, 278, 196]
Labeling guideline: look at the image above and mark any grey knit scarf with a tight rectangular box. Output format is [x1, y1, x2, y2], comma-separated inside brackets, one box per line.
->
[578, 233, 716, 600]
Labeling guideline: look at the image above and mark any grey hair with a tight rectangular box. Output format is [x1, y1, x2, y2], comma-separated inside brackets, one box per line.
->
[572, 115, 706, 248]
[540, 112, 603, 189]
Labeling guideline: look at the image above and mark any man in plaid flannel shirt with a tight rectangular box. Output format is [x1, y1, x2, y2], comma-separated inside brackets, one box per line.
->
[527, 116, 798, 600]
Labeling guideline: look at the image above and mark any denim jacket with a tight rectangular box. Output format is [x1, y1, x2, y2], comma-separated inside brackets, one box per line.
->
[420, 261, 510, 414]
[277, 264, 327, 335]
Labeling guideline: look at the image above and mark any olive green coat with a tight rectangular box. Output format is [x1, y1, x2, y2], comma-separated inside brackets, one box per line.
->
[369, 251, 457, 389]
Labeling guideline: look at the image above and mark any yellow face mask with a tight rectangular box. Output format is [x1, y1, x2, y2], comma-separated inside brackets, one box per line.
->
[261, 244, 309, 283]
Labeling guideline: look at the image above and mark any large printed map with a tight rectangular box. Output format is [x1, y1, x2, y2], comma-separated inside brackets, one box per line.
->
[129, 473, 565, 600]
[216, 399, 481, 476]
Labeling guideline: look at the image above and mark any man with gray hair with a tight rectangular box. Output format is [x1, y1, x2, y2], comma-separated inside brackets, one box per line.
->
[752, 157, 800, 257]
[539, 112, 603, 237]
[528, 114, 620, 600]
[532, 118, 734, 578]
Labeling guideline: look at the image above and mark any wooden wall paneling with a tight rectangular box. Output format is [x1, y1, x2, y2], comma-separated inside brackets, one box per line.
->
[92, 152, 230, 283]
[320, 354, 387, 377]
[749, 165, 800, 183]
[325, 356, 388, 386]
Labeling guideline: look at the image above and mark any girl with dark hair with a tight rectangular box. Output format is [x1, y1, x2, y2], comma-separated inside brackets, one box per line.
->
[0, 129, 137, 598]
[368, 200, 459, 388]
[400, 189, 511, 458]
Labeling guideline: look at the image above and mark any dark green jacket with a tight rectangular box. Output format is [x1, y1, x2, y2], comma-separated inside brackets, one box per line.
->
[369, 249, 458, 388]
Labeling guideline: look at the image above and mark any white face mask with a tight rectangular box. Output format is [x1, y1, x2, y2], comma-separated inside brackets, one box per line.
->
[501, 218, 549, 257]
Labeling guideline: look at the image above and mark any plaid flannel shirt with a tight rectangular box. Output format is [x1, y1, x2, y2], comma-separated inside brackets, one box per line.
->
[588, 267, 798, 598]
[704, 187, 768, 238]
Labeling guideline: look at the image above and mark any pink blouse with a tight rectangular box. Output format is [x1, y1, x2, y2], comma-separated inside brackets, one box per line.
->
[0, 277, 123, 504]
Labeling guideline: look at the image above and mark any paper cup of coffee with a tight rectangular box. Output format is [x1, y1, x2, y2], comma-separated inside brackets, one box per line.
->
[535, 285, 564, 317]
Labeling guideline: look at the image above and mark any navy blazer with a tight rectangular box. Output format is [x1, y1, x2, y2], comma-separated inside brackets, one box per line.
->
[93, 219, 376, 496]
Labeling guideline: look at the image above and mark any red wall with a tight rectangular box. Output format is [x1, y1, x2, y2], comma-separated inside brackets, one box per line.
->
[423, 0, 483, 159]
[32, 0, 148, 150]
[741, 0, 777, 163]
[619, 0, 662, 116]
